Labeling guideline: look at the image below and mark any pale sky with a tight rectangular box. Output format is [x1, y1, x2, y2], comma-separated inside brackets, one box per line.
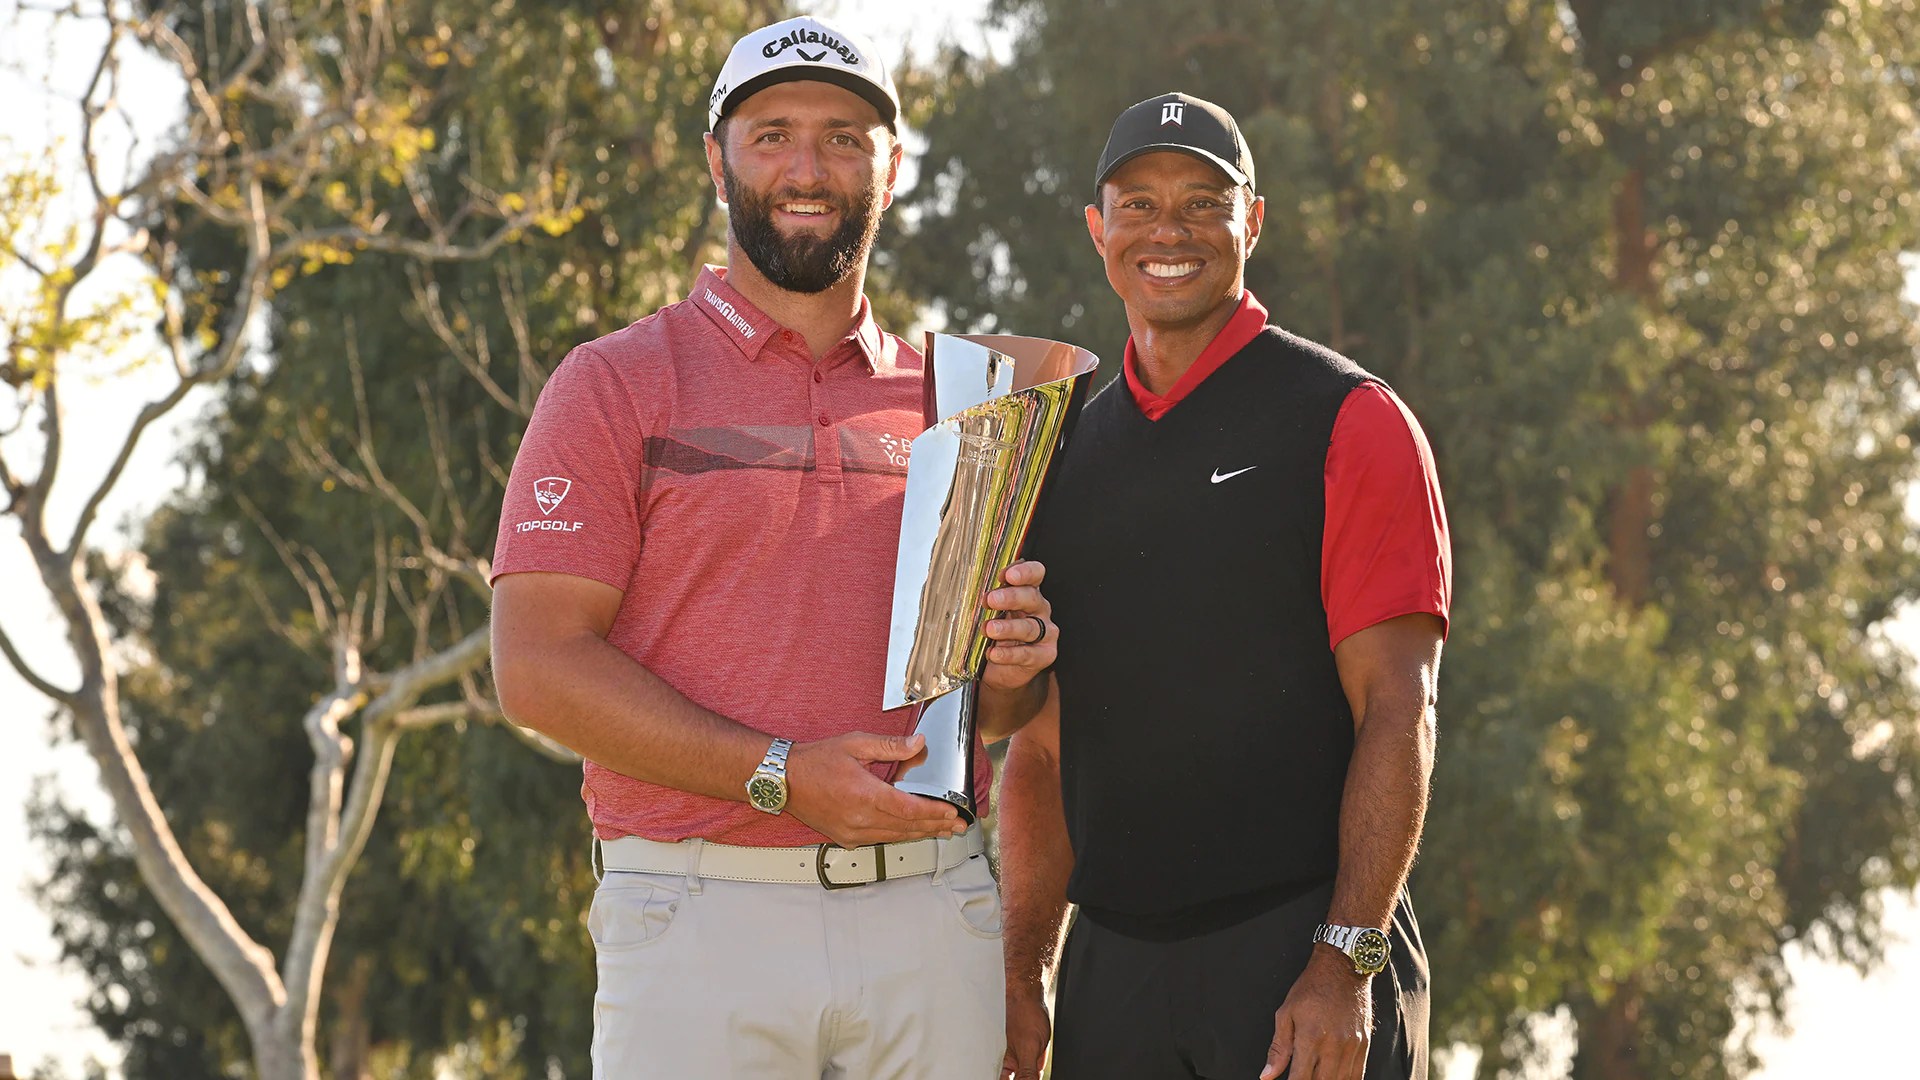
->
[2, 2, 1916, 1077]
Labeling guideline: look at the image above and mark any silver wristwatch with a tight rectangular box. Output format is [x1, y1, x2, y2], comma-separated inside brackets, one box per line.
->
[1312, 922, 1391, 976]
[745, 737, 793, 815]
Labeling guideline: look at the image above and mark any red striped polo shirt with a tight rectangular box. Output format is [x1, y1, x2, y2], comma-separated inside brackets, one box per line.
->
[493, 266, 993, 844]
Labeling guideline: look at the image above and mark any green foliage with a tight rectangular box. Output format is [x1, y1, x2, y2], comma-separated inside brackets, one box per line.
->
[30, 0, 1920, 1075]
[899, 0, 1920, 1076]
[1, 147, 167, 392]
[34, 0, 794, 1076]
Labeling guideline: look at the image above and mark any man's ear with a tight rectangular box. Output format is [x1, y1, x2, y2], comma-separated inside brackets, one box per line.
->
[880, 135, 904, 211]
[704, 131, 728, 205]
[1084, 203, 1106, 258]
[1243, 193, 1265, 257]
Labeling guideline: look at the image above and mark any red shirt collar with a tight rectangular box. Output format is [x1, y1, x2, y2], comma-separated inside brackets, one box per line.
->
[690, 265, 885, 371]
[1123, 290, 1270, 420]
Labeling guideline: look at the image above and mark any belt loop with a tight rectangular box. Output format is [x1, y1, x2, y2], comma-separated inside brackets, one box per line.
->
[591, 835, 603, 884]
[929, 835, 948, 885]
[684, 838, 706, 895]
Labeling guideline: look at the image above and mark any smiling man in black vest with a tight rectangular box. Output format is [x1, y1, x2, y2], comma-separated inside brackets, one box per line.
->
[997, 93, 1453, 1080]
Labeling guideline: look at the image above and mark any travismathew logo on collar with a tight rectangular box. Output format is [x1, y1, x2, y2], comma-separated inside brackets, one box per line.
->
[703, 288, 758, 339]
[762, 28, 860, 65]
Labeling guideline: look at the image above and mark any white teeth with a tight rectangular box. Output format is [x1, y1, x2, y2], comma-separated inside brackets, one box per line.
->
[1143, 261, 1199, 278]
[783, 203, 831, 215]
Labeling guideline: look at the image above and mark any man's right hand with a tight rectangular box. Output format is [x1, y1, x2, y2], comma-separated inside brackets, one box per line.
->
[784, 732, 967, 848]
[1002, 987, 1052, 1080]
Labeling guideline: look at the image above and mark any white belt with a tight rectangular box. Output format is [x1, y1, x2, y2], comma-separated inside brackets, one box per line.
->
[599, 829, 985, 890]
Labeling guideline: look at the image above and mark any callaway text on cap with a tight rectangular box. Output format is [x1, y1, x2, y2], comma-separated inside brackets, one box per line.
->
[709, 16, 900, 132]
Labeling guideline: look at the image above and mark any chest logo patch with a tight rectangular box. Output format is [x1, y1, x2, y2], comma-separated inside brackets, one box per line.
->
[534, 476, 574, 515]
[879, 434, 912, 468]
[1210, 465, 1258, 484]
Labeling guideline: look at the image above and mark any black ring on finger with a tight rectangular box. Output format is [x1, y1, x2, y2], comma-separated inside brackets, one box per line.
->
[1025, 615, 1047, 644]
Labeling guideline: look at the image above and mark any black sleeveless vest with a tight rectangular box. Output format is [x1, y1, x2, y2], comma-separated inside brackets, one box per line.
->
[1026, 327, 1377, 937]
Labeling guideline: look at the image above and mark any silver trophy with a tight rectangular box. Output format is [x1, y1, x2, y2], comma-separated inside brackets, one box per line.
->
[883, 333, 1100, 822]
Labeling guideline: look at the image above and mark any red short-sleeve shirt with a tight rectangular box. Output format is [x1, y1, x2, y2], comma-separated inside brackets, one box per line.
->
[1123, 291, 1450, 648]
[493, 267, 993, 844]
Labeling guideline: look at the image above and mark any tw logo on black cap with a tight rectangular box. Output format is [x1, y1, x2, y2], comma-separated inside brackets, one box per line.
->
[1095, 91, 1255, 195]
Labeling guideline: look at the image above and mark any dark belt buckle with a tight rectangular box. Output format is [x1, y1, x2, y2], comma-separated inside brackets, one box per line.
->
[816, 842, 886, 890]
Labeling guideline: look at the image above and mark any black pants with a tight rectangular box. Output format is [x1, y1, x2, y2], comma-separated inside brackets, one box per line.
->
[1051, 882, 1428, 1080]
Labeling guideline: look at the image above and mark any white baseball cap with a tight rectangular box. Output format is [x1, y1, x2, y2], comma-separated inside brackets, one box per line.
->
[707, 15, 900, 132]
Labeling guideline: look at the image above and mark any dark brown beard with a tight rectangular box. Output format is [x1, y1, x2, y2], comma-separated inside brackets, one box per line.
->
[723, 156, 881, 294]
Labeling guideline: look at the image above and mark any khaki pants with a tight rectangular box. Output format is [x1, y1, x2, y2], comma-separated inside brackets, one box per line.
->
[589, 839, 1005, 1079]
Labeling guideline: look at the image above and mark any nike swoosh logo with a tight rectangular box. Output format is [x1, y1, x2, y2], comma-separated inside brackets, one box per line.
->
[1211, 466, 1258, 484]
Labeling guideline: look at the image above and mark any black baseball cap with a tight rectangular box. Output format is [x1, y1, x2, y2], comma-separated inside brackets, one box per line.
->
[1093, 92, 1254, 196]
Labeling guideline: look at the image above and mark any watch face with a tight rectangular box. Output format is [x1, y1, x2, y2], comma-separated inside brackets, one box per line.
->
[747, 774, 786, 812]
[1352, 929, 1391, 974]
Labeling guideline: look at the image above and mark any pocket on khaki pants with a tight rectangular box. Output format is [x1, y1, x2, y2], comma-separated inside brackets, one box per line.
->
[588, 873, 685, 951]
[936, 854, 1005, 938]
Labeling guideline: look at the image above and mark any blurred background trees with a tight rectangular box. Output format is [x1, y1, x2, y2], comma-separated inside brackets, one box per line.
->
[9, 0, 1919, 1077]
[13, 0, 780, 1076]
[901, 1, 1920, 1077]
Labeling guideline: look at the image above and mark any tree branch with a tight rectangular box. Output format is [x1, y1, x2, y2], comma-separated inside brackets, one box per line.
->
[0, 448, 24, 510]
[279, 667, 364, 1039]
[498, 258, 548, 412]
[391, 700, 483, 729]
[499, 715, 582, 764]
[407, 265, 526, 418]
[234, 493, 338, 641]
[66, 373, 198, 557]
[279, 625, 491, 1027]
[30, 374, 64, 540]
[8, 244, 52, 279]
[69, 173, 271, 556]
[0, 618, 78, 705]
[286, 217, 550, 264]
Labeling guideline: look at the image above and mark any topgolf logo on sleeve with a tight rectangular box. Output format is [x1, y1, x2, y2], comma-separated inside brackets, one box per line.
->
[517, 476, 585, 533]
[533, 476, 573, 515]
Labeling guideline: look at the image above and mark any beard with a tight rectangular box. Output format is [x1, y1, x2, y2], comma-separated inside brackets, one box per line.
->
[723, 158, 882, 294]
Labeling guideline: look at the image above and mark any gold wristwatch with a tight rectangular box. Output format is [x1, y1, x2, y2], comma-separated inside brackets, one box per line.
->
[745, 737, 793, 815]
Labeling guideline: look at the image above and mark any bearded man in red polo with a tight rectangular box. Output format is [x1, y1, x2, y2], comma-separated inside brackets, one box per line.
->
[490, 16, 1057, 1078]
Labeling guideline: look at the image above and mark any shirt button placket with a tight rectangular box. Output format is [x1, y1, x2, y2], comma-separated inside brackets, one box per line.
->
[810, 363, 842, 483]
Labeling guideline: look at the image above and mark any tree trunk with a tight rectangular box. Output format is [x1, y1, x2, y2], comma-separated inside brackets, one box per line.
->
[1572, 986, 1647, 1080]
[248, 1025, 320, 1080]
[28, 541, 289, 1029]
[1607, 462, 1656, 608]
[327, 958, 375, 1080]
[1611, 167, 1659, 301]
[1605, 166, 1659, 610]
